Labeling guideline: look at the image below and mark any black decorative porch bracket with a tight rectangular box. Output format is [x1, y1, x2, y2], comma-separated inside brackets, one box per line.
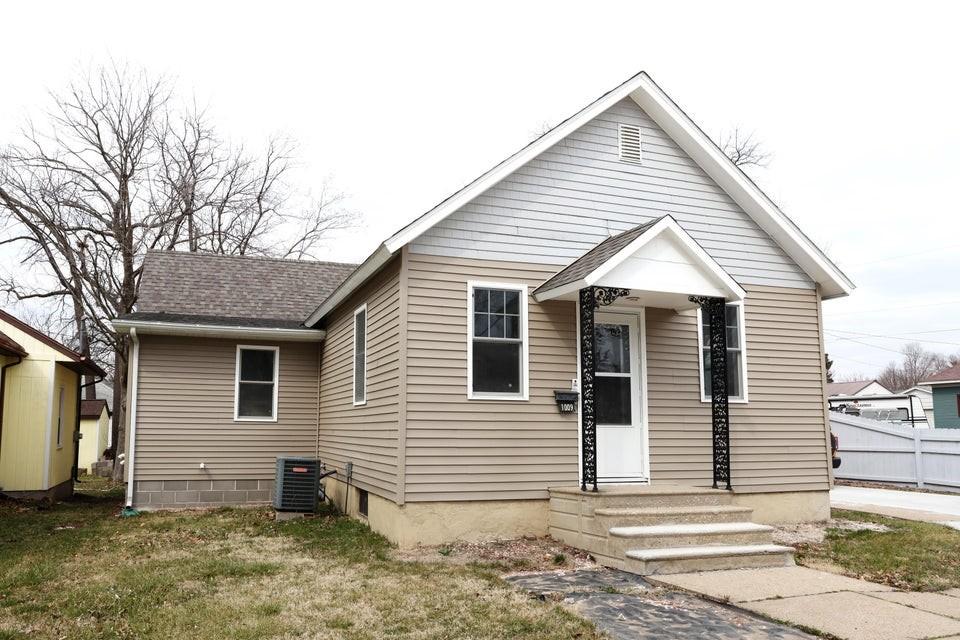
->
[579, 286, 631, 492]
[689, 296, 732, 490]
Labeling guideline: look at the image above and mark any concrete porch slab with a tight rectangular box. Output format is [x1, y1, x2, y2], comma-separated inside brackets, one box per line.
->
[648, 566, 893, 603]
[873, 591, 960, 620]
[742, 591, 960, 640]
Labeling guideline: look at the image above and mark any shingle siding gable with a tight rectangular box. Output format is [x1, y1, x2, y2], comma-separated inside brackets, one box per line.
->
[410, 98, 814, 290]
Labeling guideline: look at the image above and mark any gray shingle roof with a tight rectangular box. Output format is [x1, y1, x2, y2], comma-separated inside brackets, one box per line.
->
[922, 364, 960, 385]
[132, 251, 357, 326]
[534, 217, 664, 295]
[826, 380, 880, 396]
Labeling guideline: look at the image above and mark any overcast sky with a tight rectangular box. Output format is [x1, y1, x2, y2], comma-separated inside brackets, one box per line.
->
[2, 1, 958, 378]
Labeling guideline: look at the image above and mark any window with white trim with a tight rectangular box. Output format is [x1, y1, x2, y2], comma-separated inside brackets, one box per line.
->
[699, 302, 747, 401]
[56, 386, 65, 448]
[468, 283, 528, 399]
[235, 346, 279, 420]
[353, 305, 367, 405]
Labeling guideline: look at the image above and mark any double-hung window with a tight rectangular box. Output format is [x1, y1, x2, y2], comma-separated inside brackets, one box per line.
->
[699, 302, 747, 402]
[235, 346, 279, 420]
[353, 305, 367, 406]
[468, 282, 528, 400]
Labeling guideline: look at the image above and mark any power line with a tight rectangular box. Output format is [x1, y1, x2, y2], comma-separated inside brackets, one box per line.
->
[828, 328, 960, 347]
[830, 326, 960, 336]
[827, 300, 960, 317]
[824, 331, 911, 356]
[829, 355, 887, 368]
[846, 243, 960, 267]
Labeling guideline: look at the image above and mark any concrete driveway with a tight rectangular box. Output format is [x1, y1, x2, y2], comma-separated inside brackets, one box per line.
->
[831, 485, 960, 529]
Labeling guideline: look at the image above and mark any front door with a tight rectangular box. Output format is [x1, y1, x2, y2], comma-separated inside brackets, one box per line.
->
[594, 312, 646, 482]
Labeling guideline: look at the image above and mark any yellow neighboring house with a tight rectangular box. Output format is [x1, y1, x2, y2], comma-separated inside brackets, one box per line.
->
[78, 398, 110, 473]
[0, 310, 106, 500]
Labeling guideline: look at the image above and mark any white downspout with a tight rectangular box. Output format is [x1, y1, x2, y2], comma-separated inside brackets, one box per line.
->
[125, 328, 141, 507]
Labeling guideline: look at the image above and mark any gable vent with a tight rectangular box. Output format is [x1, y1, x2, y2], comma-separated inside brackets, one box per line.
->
[618, 123, 643, 164]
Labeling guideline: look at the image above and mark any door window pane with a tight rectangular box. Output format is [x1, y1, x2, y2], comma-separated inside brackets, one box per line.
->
[595, 324, 630, 374]
[596, 377, 631, 425]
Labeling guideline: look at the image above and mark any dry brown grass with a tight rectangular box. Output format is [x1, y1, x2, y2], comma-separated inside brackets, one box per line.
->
[0, 488, 600, 640]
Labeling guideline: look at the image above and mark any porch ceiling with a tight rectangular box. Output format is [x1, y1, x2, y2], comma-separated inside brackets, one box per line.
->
[532, 216, 746, 311]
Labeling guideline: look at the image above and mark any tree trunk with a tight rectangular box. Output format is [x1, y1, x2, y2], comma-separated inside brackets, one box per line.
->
[111, 342, 128, 482]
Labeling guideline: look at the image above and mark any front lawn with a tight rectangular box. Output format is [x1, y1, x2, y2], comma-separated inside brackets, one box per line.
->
[0, 479, 599, 639]
[796, 508, 960, 591]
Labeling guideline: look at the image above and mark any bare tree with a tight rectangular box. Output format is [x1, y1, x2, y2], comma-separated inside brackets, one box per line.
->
[720, 128, 771, 168]
[0, 63, 356, 480]
[876, 342, 950, 392]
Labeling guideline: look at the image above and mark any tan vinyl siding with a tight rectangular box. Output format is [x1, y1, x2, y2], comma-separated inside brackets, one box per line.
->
[404, 252, 830, 499]
[317, 257, 401, 501]
[647, 285, 831, 492]
[404, 252, 579, 502]
[133, 335, 319, 481]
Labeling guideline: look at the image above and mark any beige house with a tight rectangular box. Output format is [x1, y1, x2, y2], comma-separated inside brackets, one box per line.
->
[113, 72, 853, 569]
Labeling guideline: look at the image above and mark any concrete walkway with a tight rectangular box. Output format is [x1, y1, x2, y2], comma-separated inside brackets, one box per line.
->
[832, 485, 960, 529]
[651, 566, 960, 640]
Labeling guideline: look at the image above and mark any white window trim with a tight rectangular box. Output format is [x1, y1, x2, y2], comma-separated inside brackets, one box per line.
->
[466, 280, 529, 401]
[353, 304, 368, 406]
[696, 300, 749, 404]
[234, 344, 280, 422]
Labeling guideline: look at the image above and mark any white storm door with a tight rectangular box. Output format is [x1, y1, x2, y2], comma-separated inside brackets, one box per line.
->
[594, 313, 645, 482]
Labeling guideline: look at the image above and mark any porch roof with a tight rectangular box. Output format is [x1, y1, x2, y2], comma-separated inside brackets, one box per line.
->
[532, 215, 746, 311]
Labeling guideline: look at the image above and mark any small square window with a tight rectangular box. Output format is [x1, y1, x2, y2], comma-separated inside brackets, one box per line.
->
[358, 488, 369, 517]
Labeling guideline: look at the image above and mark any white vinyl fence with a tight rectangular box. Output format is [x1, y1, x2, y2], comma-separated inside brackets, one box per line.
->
[831, 413, 960, 490]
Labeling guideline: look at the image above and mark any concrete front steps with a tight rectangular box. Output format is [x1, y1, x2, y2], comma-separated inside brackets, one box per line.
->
[548, 485, 794, 575]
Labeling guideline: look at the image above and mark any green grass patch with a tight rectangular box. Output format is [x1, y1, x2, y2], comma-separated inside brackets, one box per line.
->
[0, 485, 600, 639]
[796, 508, 960, 591]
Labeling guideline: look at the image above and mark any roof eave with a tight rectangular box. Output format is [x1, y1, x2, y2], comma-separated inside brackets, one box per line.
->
[303, 244, 394, 326]
[111, 319, 326, 342]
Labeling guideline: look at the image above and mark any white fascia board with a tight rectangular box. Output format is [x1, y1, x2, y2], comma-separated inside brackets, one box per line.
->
[629, 76, 854, 299]
[924, 379, 960, 387]
[587, 217, 745, 300]
[303, 244, 393, 326]
[533, 216, 745, 303]
[110, 319, 325, 342]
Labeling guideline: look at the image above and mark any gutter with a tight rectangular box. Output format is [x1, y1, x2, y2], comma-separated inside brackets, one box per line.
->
[125, 328, 141, 507]
[0, 355, 24, 468]
[111, 320, 325, 342]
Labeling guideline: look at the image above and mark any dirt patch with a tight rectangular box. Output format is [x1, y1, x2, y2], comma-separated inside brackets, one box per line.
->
[773, 518, 891, 545]
[392, 536, 598, 572]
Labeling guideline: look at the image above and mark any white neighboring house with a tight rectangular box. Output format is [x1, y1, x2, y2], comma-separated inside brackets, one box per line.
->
[826, 379, 892, 397]
[903, 385, 935, 428]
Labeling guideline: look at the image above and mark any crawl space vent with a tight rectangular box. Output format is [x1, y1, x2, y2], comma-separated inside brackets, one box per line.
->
[618, 123, 642, 164]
